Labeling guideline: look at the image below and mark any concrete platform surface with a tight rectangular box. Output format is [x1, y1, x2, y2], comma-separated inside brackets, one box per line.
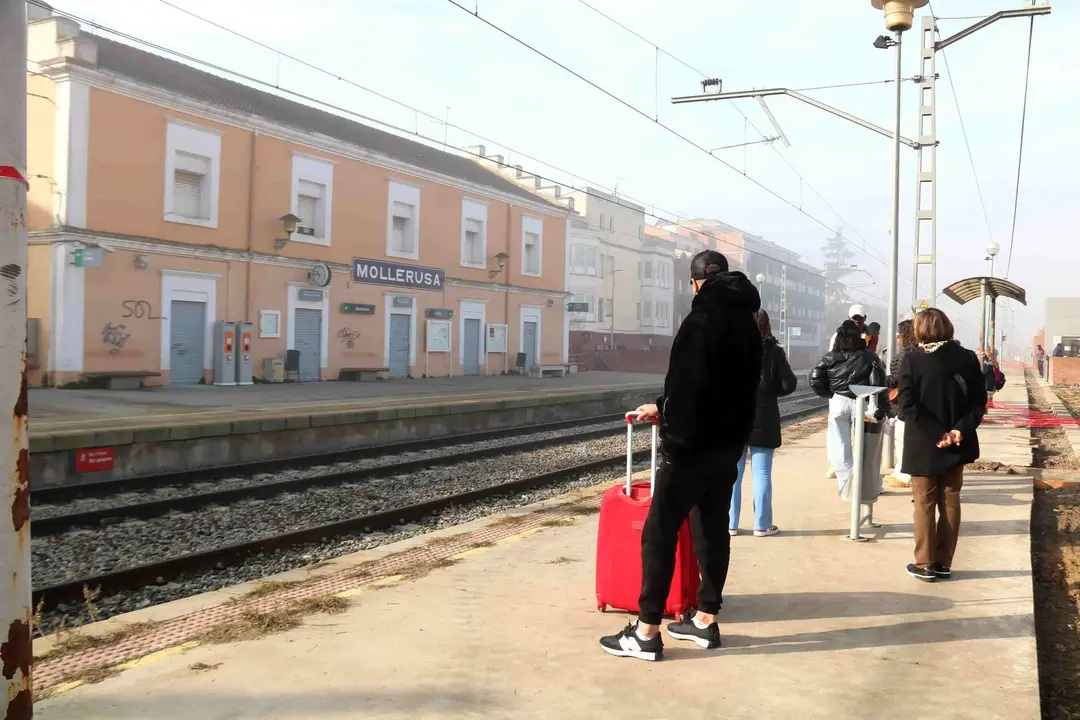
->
[36, 423, 1039, 719]
[30, 371, 664, 434]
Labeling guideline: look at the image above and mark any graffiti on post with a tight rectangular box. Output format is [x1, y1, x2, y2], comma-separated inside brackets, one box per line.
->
[101, 322, 131, 357]
[121, 300, 165, 320]
[337, 327, 360, 349]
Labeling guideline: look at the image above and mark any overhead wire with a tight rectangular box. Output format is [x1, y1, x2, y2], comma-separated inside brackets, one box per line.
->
[927, 3, 995, 252]
[1004, 14, 1036, 278]
[572, 0, 897, 270]
[32, 0, 891, 303]
[443, 0, 896, 273]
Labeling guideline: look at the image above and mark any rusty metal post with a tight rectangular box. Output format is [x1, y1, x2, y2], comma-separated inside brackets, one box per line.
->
[0, 0, 33, 717]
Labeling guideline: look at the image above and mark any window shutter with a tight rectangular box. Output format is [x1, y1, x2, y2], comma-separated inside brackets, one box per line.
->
[296, 194, 318, 235]
[173, 170, 204, 218]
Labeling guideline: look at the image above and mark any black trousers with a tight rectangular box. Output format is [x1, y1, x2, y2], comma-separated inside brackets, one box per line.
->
[638, 444, 742, 625]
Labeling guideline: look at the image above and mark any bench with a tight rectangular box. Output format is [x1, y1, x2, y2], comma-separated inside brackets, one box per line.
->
[339, 367, 389, 382]
[538, 365, 568, 378]
[82, 371, 162, 390]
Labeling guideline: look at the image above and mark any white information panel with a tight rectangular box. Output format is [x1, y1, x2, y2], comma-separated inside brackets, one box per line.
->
[426, 319, 451, 352]
[486, 323, 508, 353]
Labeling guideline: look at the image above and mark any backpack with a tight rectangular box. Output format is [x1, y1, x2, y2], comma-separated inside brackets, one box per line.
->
[993, 367, 1006, 391]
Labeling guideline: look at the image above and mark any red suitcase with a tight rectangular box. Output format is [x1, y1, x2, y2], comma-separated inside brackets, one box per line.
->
[594, 413, 700, 621]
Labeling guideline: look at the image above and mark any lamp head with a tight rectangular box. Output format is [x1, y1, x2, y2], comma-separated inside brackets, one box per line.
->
[870, 0, 929, 33]
[987, 242, 1000, 258]
[279, 213, 301, 235]
[755, 273, 766, 283]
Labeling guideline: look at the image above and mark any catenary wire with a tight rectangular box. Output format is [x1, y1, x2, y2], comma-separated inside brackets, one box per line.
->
[442, 0, 897, 273]
[34, 0, 890, 303]
[1004, 15, 1035, 279]
[572, 0, 898, 270]
[928, 10, 996, 250]
[146, 0, 886, 288]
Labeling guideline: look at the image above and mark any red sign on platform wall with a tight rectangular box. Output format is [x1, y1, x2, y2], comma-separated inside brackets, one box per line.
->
[74, 447, 115, 474]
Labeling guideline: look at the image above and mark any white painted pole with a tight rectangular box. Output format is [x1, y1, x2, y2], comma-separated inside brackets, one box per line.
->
[849, 396, 867, 541]
[0, 1, 33, 715]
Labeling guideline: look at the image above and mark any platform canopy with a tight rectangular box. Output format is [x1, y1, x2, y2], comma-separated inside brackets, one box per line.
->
[942, 277, 1027, 306]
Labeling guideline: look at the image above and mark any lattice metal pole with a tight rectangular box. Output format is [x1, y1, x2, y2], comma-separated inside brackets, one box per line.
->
[780, 264, 788, 356]
[912, 14, 938, 313]
[0, 1, 33, 716]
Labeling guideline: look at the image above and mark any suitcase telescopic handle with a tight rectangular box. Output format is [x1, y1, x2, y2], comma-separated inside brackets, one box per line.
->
[624, 412, 659, 496]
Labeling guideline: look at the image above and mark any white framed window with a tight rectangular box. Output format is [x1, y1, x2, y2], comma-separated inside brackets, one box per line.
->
[599, 213, 605, 231]
[461, 199, 488, 268]
[522, 215, 543, 277]
[570, 245, 598, 276]
[164, 120, 222, 228]
[610, 216, 615, 233]
[570, 292, 597, 322]
[259, 310, 281, 338]
[290, 154, 334, 246]
[643, 261, 653, 280]
[387, 180, 421, 260]
[643, 300, 653, 320]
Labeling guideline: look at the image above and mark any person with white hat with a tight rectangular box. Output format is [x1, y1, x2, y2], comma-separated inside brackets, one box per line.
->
[824, 305, 868, 479]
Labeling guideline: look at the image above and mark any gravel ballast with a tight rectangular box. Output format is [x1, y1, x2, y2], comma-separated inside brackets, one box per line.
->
[35, 405, 825, 631]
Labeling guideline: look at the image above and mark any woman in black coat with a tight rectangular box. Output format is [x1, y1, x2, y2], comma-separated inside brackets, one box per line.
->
[897, 308, 987, 582]
[729, 309, 797, 537]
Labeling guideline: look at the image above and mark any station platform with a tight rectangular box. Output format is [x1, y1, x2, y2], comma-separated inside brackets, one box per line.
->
[29, 372, 665, 488]
[34, 399, 1042, 719]
[30, 371, 665, 437]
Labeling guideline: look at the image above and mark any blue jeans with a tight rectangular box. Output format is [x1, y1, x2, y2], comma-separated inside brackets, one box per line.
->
[729, 446, 775, 531]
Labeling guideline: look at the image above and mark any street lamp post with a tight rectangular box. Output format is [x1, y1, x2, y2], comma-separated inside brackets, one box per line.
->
[756, 272, 766, 294]
[982, 243, 1000, 354]
[871, 0, 926, 472]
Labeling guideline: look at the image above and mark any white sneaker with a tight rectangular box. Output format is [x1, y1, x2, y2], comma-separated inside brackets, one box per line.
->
[753, 526, 779, 537]
[826, 467, 837, 479]
[728, 528, 738, 537]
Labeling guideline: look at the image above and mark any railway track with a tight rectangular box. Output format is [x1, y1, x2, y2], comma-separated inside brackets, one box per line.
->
[33, 396, 826, 615]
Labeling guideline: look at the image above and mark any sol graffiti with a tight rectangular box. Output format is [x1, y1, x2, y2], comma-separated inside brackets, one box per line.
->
[121, 300, 166, 320]
[101, 322, 131, 357]
[337, 327, 360, 349]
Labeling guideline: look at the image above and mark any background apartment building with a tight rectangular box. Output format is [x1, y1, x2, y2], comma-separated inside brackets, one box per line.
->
[26, 9, 571, 386]
[661, 219, 827, 369]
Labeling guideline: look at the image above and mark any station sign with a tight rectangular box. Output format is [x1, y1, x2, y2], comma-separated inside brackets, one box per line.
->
[74, 447, 115, 474]
[425, 308, 453, 319]
[567, 302, 590, 313]
[392, 297, 414, 308]
[341, 303, 376, 315]
[351, 258, 445, 291]
[71, 247, 103, 268]
[297, 289, 324, 302]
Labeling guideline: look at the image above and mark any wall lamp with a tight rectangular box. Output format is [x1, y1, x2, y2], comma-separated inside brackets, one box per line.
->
[488, 251, 510, 279]
[275, 213, 301, 250]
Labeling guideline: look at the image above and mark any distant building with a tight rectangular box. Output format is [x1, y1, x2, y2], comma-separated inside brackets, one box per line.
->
[660, 219, 827, 369]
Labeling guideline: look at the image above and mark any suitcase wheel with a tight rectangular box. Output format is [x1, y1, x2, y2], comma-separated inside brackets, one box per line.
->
[597, 604, 606, 613]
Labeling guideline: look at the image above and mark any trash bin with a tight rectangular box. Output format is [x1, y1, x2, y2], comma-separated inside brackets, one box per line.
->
[840, 419, 884, 505]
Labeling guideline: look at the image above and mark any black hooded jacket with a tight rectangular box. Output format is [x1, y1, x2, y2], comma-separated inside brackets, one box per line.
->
[655, 271, 762, 460]
[748, 337, 798, 449]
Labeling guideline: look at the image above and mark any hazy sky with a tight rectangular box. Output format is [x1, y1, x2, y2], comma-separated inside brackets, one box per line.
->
[47, 0, 1078, 354]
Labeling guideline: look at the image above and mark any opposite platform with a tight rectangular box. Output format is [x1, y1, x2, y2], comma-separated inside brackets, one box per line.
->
[34, 422, 1039, 719]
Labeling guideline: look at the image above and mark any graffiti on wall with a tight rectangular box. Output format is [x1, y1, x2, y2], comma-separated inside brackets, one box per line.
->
[337, 327, 360, 349]
[121, 300, 166, 320]
[101, 323, 131, 357]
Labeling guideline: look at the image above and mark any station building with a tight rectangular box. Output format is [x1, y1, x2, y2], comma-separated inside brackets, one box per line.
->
[25, 9, 571, 386]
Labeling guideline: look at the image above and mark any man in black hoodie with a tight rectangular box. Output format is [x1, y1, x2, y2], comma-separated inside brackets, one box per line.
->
[600, 250, 762, 661]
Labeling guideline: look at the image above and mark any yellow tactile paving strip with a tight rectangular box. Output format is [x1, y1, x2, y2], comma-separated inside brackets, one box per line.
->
[33, 487, 607, 695]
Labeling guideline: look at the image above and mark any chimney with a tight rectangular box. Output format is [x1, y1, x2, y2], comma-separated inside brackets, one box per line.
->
[28, 6, 98, 67]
